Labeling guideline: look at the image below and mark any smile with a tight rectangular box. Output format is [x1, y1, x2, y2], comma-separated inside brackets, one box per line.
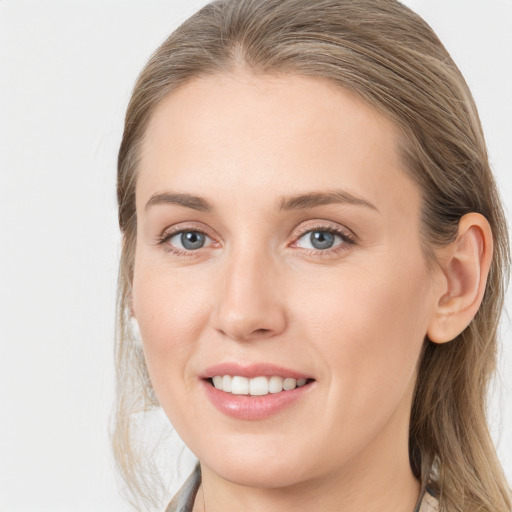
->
[210, 375, 309, 395]
[201, 363, 315, 419]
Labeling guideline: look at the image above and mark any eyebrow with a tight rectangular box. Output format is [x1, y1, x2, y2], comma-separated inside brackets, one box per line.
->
[278, 190, 378, 212]
[144, 189, 378, 213]
[145, 192, 212, 212]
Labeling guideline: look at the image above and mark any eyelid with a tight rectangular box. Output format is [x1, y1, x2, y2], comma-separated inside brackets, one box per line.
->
[290, 220, 356, 243]
[157, 222, 210, 240]
[289, 220, 357, 254]
[153, 219, 356, 256]
[155, 222, 219, 253]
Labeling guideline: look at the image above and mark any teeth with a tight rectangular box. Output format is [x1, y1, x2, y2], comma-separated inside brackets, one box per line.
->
[231, 376, 249, 395]
[249, 376, 269, 396]
[268, 376, 283, 394]
[283, 377, 297, 390]
[212, 375, 223, 389]
[222, 375, 233, 392]
[210, 375, 309, 395]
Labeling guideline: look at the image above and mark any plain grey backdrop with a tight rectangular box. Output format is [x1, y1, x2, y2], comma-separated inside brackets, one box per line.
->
[1, 1, 511, 510]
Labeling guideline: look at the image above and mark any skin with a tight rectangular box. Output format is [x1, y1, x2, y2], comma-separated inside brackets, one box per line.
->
[132, 72, 446, 512]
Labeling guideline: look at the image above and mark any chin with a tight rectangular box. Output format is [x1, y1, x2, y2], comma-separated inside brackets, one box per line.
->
[209, 457, 311, 489]
[194, 435, 328, 490]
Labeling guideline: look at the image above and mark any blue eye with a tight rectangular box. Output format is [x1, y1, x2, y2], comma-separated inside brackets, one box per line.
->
[168, 230, 211, 251]
[296, 229, 345, 250]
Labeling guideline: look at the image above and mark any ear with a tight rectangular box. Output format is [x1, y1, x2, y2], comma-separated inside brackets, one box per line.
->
[427, 213, 493, 344]
[128, 293, 142, 343]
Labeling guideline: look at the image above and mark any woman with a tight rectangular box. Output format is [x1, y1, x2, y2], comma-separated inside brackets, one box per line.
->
[113, 1, 511, 511]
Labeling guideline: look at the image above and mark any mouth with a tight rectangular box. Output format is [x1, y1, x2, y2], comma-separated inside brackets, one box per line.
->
[201, 373, 316, 420]
[206, 375, 315, 396]
[200, 363, 316, 419]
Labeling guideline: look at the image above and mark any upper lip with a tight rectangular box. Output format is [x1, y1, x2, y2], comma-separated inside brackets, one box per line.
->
[200, 362, 313, 380]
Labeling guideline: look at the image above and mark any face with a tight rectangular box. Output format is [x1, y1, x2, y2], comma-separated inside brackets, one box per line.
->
[132, 73, 439, 489]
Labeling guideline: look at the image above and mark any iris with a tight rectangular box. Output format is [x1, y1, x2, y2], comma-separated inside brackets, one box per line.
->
[181, 231, 205, 250]
[310, 231, 335, 250]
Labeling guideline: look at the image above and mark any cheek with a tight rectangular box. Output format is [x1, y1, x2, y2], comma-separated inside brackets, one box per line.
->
[296, 252, 432, 410]
[131, 259, 212, 400]
[282, 256, 432, 471]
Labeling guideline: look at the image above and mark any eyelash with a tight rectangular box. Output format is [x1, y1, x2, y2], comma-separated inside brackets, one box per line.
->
[156, 225, 215, 257]
[291, 222, 356, 256]
[155, 222, 356, 257]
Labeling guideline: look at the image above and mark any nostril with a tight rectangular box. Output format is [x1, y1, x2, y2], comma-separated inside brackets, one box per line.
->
[254, 328, 271, 335]
[217, 326, 274, 342]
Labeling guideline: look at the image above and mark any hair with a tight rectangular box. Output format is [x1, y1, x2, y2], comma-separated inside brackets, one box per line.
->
[113, 0, 511, 510]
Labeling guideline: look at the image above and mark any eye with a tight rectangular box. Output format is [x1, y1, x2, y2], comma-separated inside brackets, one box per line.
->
[295, 229, 348, 251]
[168, 230, 212, 251]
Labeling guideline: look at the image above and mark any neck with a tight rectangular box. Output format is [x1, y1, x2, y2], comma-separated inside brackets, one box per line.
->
[197, 465, 419, 512]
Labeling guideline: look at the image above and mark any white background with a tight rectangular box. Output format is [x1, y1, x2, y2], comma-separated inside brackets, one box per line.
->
[1, 1, 511, 511]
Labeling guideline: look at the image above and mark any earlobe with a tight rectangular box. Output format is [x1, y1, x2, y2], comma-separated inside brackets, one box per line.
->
[427, 213, 493, 344]
[129, 315, 143, 346]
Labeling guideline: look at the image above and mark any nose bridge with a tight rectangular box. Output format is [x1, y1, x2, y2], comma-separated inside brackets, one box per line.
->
[212, 241, 286, 341]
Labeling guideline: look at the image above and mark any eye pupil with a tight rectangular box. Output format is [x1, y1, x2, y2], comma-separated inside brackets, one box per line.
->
[310, 231, 334, 250]
[181, 231, 205, 250]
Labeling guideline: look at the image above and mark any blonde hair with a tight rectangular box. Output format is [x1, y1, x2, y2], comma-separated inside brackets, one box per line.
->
[114, 1, 511, 510]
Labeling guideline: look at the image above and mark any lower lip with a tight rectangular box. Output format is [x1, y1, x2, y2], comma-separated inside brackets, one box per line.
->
[200, 379, 314, 420]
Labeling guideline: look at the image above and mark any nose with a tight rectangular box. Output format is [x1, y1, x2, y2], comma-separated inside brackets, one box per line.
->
[211, 247, 287, 342]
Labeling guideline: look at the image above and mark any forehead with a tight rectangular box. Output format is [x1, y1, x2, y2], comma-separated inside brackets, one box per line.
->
[138, 72, 420, 218]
